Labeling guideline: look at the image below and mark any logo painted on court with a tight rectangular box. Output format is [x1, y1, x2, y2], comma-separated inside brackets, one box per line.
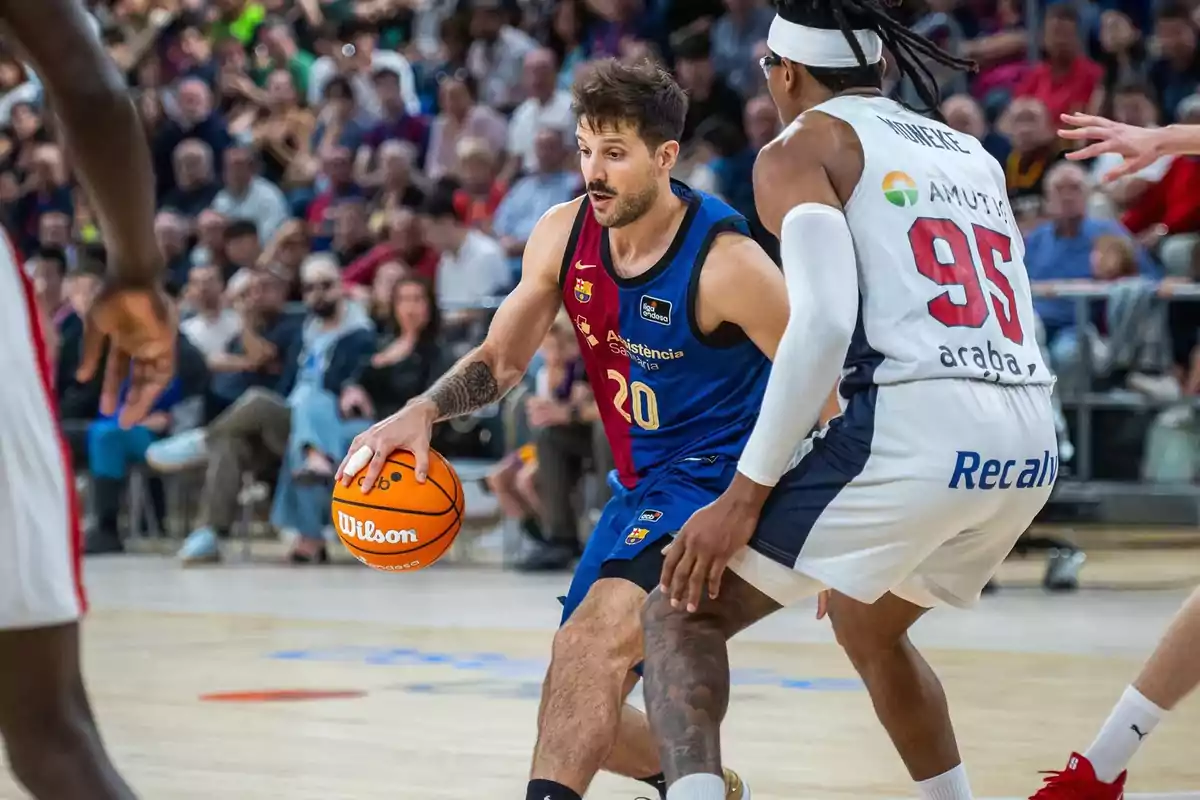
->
[574, 277, 593, 303]
[882, 171, 919, 208]
[200, 689, 367, 703]
[625, 527, 649, 545]
[269, 646, 864, 695]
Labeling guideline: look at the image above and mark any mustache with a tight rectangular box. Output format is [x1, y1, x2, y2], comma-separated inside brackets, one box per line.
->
[587, 182, 617, 196]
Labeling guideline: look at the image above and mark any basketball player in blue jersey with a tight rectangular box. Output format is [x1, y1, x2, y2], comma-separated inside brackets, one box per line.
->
[638, 1, 1059, 799]
[339, 59, 831, 800]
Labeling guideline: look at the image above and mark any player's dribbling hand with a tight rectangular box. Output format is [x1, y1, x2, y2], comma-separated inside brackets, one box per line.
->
[337, 399, 437, 493]
[1058, 113, 1164, 182]
[660, 495, 758, 613]
[76, 281, 177, 430]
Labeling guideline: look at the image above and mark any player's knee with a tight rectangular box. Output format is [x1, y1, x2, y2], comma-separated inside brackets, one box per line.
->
[228, 387, 277, 420]
[553, 604, 641, 671]
[828, 598, 904, 669]
[240, 387, 276, 406]
[640, 586, 675, 637]
[640, 587, 692, 661]
[641, 587, 729, 655]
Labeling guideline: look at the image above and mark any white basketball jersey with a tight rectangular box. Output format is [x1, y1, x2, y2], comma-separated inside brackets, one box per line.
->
[805, 95, 1052, 393]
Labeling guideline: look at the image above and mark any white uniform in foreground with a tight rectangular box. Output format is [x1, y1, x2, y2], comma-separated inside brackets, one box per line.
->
[730, 95, 1058, 609]
[0, 235, 84, 630]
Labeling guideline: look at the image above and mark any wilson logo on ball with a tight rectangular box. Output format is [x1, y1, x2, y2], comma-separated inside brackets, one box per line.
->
[330, 448, 464, 571]
[336, 512, 418, 545]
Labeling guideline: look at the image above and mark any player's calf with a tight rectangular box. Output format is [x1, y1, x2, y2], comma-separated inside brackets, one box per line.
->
[642, 589, 728, 784]
[0, 626, 136, 800]
[529, 578, 646, 799]
[826, 592, 971, 800]
[605, 675, 664, 781]
[642, 572, 779, 796]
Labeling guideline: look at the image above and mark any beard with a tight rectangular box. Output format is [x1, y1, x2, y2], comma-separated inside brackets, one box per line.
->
[309, 299, 339, 319]
[590, 181, 659, 229]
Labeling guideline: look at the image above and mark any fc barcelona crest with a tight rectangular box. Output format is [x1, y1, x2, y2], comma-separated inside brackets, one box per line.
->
[574, 277, 593, 303]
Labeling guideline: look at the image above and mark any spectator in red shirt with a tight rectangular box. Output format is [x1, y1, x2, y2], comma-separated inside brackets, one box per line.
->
[1121, 156, 1200, 256]
[1115, 98, 1200, 283]
[1014, 4, 1103, 123]
[342, 206, 440, 288]
[452, 136, 508, 232]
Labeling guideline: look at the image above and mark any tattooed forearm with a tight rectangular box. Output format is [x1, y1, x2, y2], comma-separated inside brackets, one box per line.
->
[642, 592, 731, 783]
[425, 359, 502, 421]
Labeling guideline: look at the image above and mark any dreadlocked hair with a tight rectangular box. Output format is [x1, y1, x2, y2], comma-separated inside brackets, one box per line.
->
[775, 0, 977, 113]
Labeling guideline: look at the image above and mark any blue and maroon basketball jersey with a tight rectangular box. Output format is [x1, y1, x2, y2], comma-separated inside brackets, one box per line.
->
[559, 180, 770, 489]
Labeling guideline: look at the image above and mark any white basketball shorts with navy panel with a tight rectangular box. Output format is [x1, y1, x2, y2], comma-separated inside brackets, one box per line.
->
[726, 93, 1058, 609]
[0, 235, 86, 630]
[728, 379, 1058, 609]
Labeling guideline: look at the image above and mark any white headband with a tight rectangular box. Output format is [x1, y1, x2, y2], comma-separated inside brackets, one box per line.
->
[767, 15, 883, 68]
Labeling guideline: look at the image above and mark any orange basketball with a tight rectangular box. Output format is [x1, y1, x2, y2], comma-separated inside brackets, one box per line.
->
[331, 448, 464, 572]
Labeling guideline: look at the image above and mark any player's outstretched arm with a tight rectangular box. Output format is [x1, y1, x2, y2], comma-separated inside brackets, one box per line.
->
[662, 122, 860, 611]
[338, 200, 576, 490]
[1, 0, 177, 429]
[1060, 113, 1200, 181]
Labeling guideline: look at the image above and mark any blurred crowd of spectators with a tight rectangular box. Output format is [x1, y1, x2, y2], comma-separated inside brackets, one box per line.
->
[14, 0, 1200, 567]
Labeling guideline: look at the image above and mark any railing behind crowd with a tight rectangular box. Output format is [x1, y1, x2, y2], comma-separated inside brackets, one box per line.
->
[292, 289, 1195, 491]
[1031, 282, 1200, 487]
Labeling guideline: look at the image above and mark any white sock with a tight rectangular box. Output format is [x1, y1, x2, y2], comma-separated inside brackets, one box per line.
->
[916, 763, 973, 800]
[1084, 685, 1166, 782]
[666, 773, 726, 800]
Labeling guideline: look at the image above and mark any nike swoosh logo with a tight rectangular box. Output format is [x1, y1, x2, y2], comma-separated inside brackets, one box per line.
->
[575, 261, 596, 270]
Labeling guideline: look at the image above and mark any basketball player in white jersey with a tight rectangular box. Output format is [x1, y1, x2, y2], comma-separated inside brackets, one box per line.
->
[0, 0, 176, 797]
[1009, 112, 1200, 799]
[638, 1, 1058, 799]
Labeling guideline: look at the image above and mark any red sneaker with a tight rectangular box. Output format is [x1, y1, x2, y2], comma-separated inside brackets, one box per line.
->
[1031, 753, 1126, 799]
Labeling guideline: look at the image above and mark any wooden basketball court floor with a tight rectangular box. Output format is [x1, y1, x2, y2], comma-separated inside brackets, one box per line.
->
[2, 548, 1198, 800]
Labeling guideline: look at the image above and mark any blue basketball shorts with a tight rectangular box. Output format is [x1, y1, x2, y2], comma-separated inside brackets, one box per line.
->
[559, 454, 739, 625]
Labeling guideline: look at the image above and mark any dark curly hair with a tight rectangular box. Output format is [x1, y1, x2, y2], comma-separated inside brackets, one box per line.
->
[775, 0, 976, 112]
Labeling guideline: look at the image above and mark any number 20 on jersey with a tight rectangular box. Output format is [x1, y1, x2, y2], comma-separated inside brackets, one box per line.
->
[606, 369, 659, 430]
